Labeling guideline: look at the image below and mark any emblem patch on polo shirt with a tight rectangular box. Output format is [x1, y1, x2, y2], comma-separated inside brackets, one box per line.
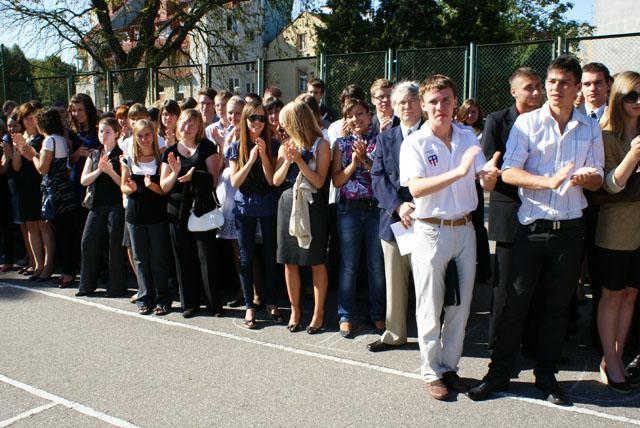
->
[427, 153, 438, 166]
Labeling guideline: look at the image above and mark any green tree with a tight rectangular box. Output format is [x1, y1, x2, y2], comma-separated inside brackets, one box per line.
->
[0, 1, 293, 103]
[31, 56, 77, 105]
[374, 0, 442, 49]
[1, 44, 34, 104]
[315, 0, 376, 53]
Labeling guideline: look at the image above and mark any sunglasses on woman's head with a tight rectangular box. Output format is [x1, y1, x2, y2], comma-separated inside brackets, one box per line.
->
[622, 90, 640, 104]
[248, 114, 267, 123]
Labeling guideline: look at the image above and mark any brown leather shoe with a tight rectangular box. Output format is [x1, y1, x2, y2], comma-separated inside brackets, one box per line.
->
[426, 379, 449, 400]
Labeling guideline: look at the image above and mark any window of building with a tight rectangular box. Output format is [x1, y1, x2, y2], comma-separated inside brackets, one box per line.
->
[229, 78, 240, 93]
[226, 15, 238, 32]
[297, 34, 306, 51]
[298, 72, 308, 93]
[246, 30, 255, 42]
[245, 62, 256, 72]
[227, 49, 239, 61]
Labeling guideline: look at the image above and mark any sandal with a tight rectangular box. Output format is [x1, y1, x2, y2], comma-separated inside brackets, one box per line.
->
[267, 305, 284, 324]
[0, 264, 13, 272]
[244, 318, 257, 329]
[137, 306, 152, 315]
[153, 306, 169, 316]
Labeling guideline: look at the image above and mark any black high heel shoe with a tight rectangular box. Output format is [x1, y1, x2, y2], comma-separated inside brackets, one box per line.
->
[600, 365, 632, 394]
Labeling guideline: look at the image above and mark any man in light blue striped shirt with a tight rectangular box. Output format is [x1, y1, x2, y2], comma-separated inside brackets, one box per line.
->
[468, 56, 605, 405]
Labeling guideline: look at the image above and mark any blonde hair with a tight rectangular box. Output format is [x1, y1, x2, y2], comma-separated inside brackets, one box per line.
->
[601, 71, 640, 142]
[176, 108, 205, 143]
[131, 119, 160, 165]
[279, 101, 322, 150]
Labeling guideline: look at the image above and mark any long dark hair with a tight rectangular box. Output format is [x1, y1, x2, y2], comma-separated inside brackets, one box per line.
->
[158, 99, 181, 138]
[238, 101, 272, 190]
[69, 93, 98, 134]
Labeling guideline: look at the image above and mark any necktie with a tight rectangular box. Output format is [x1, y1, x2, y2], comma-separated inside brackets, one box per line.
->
[407, 128, 413, 138]
[589, 111, 598, 119]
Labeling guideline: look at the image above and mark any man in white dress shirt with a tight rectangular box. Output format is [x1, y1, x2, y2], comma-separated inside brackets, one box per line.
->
[468, 56, 605, 405]
[399, 74, 499, 400]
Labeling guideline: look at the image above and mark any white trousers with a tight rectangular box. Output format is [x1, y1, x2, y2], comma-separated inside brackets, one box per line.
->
[411, 221, 476, 382]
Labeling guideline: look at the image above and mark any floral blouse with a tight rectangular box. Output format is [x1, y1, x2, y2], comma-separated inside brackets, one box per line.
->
[337, 127, 378, 200]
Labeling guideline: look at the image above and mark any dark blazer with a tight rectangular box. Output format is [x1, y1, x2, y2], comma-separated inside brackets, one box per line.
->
[371, 114, 401, 135]
[482, 105, 521, 243]
[372, 121, 421, 241]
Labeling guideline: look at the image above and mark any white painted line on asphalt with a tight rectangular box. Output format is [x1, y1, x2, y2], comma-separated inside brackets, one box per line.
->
[497, 392, 640, 426]
[0, 402, 57, 427]
[0, 373, 140, 428]
[3, 282, 640, 426]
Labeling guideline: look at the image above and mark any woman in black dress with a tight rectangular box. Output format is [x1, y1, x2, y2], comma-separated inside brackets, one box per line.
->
[273, 101, 331, 333]
[11, 102, 55, 281]
[160, 109, 223, 318]
[20, 108, 81, 286]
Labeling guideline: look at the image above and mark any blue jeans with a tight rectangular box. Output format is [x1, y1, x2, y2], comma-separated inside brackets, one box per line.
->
[235, 214, 278, 309]
[336, 201, 385, 323]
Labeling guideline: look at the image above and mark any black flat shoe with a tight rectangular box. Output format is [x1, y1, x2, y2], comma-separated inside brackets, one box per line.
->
[306, 325, 324, 335]
[182, 308, 196, 318]
[466, 376, 509, 401]
[535, 375, 569, 405]
[226, 296, 244, 308]
[287, 324, 303, 333]
[367, 340, 404, 353]
[75, 290, 93, 297]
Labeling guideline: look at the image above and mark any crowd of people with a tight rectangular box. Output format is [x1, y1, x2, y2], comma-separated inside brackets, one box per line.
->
[1, 55, 639, 404]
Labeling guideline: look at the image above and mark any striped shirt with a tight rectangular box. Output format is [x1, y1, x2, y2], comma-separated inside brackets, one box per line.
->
[502, 103, 604, 225]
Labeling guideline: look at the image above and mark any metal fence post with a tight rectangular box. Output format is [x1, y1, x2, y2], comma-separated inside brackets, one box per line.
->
[386, 48, 394, 80]
[256, 58, 264, 95]
[468, 42, 477, 99]
[556, 36, 564, 58]
[148, 67, 155, 104]
[66, 76, 73, 103]
[205, 63, 211, 88]
[106, 70, 114, 112]
[0, 45, 6, 103]
[463, 46, 469, 101]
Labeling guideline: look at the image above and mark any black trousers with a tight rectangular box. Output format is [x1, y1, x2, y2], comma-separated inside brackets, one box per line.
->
[53, 208, 82, 276]
[489, 242, 543, 354]
[489, 221, 584, 379]
[78, 205, 126, 295]
[169, 223, 222, 313]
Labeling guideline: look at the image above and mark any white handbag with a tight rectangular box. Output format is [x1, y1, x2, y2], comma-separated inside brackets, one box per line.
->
[187, 207, 224, 232]
[187, 188, 224, 232]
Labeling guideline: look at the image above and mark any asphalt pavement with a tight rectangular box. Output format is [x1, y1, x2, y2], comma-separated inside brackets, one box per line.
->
[1, 270, 639, 427]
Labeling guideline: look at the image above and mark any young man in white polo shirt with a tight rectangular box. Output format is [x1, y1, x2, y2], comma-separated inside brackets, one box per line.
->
[468, 56, 604, 405]
[399, 75, 499, 400]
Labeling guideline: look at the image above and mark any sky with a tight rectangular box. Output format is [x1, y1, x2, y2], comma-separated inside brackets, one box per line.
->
[1, 0, 596, 62]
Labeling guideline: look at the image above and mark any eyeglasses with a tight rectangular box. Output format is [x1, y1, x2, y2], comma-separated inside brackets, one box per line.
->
[248, 114, 267, 123]
[622, 90, 640, 104]
[372, 95, 391, 102]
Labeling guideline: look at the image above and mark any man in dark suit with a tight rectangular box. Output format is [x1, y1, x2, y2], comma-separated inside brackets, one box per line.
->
[370, 78, 401, 135]
[369, 81, 423, 352]
[482, 67, 543, 350]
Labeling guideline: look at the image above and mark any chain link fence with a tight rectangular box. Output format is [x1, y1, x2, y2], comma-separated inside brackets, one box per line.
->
[324, 51, 387, 120]
[4, 32, 639, 116]
[396, 47, 468, 102]
[476, 40, 555, 116]
[565, 32, 640, 76]
[72, 72, 107, 111]
[109, 68, 150, 107]
[264, 56, 318, 102]
[209, 61, 258, 96]
[156, 64, 204, 103]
